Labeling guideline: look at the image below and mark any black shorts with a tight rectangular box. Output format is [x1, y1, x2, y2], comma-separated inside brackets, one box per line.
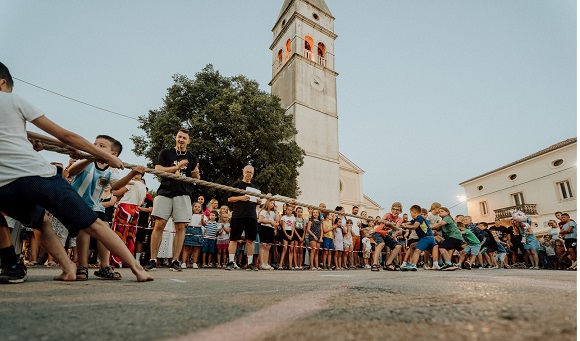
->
[372, 232, 401, 250]
[565, 238, 577, 250]
[258, 225, 275, 244]
[282, 230, 293, 242]
[135, 223, 151, 243]
[439, 237, 464, 251]
[292, 229, 305, 241]
[407, 238, 420, 248]
[230, 217, 258, 241]
[0, 171, 97, 237]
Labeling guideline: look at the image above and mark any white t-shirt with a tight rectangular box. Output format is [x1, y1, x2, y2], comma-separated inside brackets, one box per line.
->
[362, 237, 371, 252]
[118, 180, 147, 206]
[190, 213, 206, 227]
[0, 92, 56, 187]
[259, 210, 277, 228]
[281, 215, 296, 231]
[350, 217, 361, 237]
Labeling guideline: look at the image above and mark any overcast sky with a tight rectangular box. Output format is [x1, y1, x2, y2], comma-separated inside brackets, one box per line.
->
[2, 0, 576, 216]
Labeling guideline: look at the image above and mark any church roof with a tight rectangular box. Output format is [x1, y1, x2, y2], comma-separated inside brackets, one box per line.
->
[459, 137, 577, 185]
[277, 0, 333, 23]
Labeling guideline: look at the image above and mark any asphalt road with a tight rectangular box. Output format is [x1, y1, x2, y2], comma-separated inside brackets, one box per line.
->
[0, 267, 576, 341]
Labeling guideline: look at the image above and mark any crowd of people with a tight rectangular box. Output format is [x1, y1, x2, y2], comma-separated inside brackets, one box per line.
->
[0, 60, 576, 285]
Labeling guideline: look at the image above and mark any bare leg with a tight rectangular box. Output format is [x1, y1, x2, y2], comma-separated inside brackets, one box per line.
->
[172, 222, 187, 262]
[38, 216, 75, 281]
[149, 218, 168, 261]
[84, 219, 152, 282]
[372, 243, 385, 265]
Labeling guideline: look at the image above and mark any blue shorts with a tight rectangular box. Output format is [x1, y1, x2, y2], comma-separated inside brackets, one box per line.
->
[463, 244, 481, 255]
[184, 226, 203, 247]
[416, 237, 436, 252]
[372, 233, 401, 250]
[202, 238, 217, 254]
[0, 171, 97, 236]
[322, 237, 334, 250]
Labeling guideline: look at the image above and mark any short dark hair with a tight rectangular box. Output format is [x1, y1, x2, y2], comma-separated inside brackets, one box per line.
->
[0, 62, 14, 89]
[410, 205, 421, 213]
[177, 129, 190, 136]
[562, 213, 570, 217]
[96, 135, 123, 156]
[478, 222, 488, 228]
[210, 210, 219, 217]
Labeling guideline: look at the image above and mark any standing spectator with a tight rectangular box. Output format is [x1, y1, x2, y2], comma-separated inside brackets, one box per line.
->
[145, 129, 200, 271]
[216, 214, 230, 268]
[547, 220, 561, 241]
[258, 199, 277, 270]
[542, 235, 557, 270]
[110, 170, 147, 268]
[201, 211, 221, 268]
[182, 202, 205, 269]
[294, 207, 306, 269]
[559, 213, 576, 268]
[225, 165, 262, 271]
[279, 205, 296, 269]
[135, 180, 153, 265]
[306, 209, 322, 270]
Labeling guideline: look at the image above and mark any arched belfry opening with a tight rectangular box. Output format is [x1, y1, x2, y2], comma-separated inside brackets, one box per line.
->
[285, 39, 292, 62]
[317, 42, 326, 67]
[304, 35, 314, 61]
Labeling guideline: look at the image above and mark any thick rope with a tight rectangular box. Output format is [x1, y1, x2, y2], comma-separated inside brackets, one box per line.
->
[34, 138, 388, 225]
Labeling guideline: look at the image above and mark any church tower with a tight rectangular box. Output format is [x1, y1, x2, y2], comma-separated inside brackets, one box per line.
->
[269, 0, 340, 207]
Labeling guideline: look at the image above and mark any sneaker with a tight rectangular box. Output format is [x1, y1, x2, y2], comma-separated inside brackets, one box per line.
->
[180, 262, 187, 269]
[225, 261, 240, 270]
[440, 264, 456, 271]
[247, 264, 259, 271]
[432, 263, 442, 270]
[400, 264, 410, 271]
[170, 260, 182, 272]
[144, 260, 157, 271]
[462, 261, 472, 270]
[409, 264, 418, 271]
[0, 260, 27, 284]
[260, 264, 274, 270]
[192, 263, 199, 269]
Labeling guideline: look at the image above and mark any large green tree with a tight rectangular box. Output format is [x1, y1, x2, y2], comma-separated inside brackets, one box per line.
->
[131, 65, 304, 204]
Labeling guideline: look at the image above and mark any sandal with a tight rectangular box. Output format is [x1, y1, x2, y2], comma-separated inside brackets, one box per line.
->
[94, 266, 122, 280]
[385, 264, 397, 271]
[371, 264, 380, 272]
[394, 264, 401, 271]
[76, 267, 88, 281]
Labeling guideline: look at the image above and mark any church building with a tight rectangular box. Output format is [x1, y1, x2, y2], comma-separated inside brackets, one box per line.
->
[269, 0, 382, 216]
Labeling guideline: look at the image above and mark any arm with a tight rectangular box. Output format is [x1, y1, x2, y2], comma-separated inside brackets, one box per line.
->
[154, 160, 188, 174]
[101, 195, 117, 208]
[400, 222, 420, 230]
[228, 195, 250, 203]
[110, 166, 146, 190]
[30, 116, 124, 169]
[113, 187, 129, 197]
[66, 159, 93, 177]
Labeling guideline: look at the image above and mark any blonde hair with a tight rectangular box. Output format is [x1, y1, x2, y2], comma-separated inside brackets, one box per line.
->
[430, 202, 442, 211]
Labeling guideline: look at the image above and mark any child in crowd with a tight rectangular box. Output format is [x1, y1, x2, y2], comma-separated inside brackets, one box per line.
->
[110, 171, 147, 268]
[202, 211, 221, 268]
[182, 202, 206, 269]
[333, 217, 345, 270]
[68, 135, 147, 280]
[258, 199, 278, 270]
[371, 202, 403, 271]
[343, 219, 354, 269]
[542, 235, 557, 270]
[279, 205, 296, 269]
[293, 207, 306, 270]
[216, 214, 230, 268]
[400, 205, 436, 271]
[457, 222, 481, 270]
[430, 207, 463, 271]
[321, 212, 335, 270]
[361, 230, 372, 269]
[306, 209, 322, 270]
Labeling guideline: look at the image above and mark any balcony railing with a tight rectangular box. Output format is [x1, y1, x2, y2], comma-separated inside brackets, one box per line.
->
[303, 49, 327, 68]
[494, 204, 538, 219]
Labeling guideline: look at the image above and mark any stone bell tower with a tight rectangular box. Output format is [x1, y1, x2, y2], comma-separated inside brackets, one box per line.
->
[269, 0, 340, 207]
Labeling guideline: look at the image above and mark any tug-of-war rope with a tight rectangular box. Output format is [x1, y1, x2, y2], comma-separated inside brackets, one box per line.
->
[28, 131, 389, 228]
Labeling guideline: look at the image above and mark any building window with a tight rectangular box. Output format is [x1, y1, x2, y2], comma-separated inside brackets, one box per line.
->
[317, 43, 326, 67]
[552, 159, 564, 167]
[511, 192, 525, 206]
[304, 36, 314, 61]
[477, 185, 484, 191]
[479, 201, 488, 216]
[285, 39, 291, 62]
[557, 180, 574, 200]
[508, 174, 517, 181]
[277, 49, 283, 68]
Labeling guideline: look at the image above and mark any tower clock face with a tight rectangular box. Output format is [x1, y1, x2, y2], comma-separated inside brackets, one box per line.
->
[310, 75, 324, 91]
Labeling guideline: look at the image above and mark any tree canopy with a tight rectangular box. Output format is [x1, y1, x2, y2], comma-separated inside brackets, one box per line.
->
[131, 65, 304, 204]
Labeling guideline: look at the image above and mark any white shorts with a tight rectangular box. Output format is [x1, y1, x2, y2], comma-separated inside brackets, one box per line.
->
[151, 195, 192, 223]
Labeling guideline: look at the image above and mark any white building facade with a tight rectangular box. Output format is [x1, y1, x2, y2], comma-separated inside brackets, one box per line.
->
[459, 138, 577, 235]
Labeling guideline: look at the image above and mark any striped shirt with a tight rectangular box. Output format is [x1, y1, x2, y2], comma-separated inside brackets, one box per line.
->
[204, 222, 221, 240]
[71, 162, 119, 212]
